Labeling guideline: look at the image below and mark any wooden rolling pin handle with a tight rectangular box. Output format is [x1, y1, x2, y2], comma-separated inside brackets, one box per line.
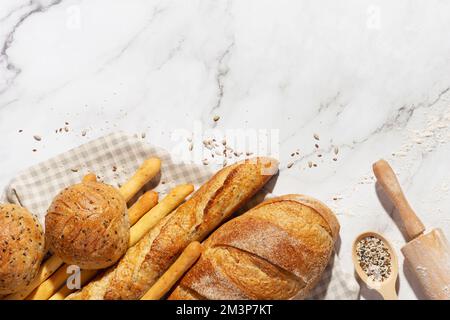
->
[373, 159, 425, 241]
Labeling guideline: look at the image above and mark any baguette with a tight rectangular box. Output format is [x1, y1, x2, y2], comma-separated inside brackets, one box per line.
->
[168, 194, 340, 300]
[67, 157, 278, 300]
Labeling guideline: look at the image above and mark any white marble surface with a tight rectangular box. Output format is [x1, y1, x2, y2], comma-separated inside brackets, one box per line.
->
[1, 0, 450, 300]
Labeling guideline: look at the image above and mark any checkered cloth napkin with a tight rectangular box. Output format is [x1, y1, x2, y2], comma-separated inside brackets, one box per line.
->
[1, 132, 359, 300]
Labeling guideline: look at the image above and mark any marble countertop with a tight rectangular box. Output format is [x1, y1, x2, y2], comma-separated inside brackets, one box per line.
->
[1, 0, 450, 300]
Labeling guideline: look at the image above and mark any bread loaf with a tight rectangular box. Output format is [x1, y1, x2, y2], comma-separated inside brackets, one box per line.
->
[0, 204, 45, 294]
[46, 181, 129, 269]
[168, 194, 339, 300]
[67, 157, 278, 299]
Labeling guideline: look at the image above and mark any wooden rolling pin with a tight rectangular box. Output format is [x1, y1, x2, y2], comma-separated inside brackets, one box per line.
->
[4, 157, 161, 300]
[373, 159, 450, 300]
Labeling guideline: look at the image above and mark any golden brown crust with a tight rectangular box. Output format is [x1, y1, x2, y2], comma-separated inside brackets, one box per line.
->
[45, 181, 129, 270]
[168, 194, 340, 300]
[67, 157, 278, 300]
[0, 204, 45, 295]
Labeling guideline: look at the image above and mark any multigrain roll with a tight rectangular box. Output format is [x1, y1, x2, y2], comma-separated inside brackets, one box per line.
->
[0, 204, 45, 294]
[45, 181, 129, 269]
[169, 194, 340, 300]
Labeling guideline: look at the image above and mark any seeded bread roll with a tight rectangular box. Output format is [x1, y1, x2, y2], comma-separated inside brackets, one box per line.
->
[67, 157, 278, 300]
[0, 204, 45, 295]
[45, 181, 129, 269]
[168, 194, 340, 300]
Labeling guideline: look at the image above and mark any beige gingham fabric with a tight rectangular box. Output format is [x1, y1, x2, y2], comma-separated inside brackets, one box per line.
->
[1, 132, 359, 300]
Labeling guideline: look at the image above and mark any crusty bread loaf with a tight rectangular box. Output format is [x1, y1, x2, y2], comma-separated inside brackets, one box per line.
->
[46, 181, 129, 269]
[67, 157, 278, 300]
[0, 204, 45, 294]
[168, 194, 339, 300]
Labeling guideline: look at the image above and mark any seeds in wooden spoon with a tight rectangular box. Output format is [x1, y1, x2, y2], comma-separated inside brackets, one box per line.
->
[356, 236, 392, 282]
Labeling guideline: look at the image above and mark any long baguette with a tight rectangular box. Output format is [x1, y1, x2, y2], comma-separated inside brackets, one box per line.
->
[26, 191, 159, 300]
[47, 185, 194, 300]
[68, 157, 278, 300]
[5, 158, 161, 300]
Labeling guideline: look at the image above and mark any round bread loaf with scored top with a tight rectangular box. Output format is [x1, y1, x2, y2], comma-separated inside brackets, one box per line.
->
[0, 204, 45, 294]
[168, 194, 340, 300]
[45, 181, 129, 269]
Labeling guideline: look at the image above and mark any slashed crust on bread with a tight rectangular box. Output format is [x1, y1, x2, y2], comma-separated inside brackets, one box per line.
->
[169, 195, 339, 300]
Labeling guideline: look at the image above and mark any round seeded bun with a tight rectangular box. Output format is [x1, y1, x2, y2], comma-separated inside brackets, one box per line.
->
[0, 204, 45, 295]
[45, 181, 129, 269]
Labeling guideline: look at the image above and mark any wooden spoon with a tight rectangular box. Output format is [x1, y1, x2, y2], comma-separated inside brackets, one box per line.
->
[352, 231, 399, 300]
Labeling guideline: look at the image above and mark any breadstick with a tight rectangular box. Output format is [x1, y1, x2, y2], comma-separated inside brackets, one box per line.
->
[49, 184, 194, 300]
[129, 184, 194, 247]
[128, 191, 159, 224]
[6, 158, 161, 300]
[141, 242, 202, 300]
[26, 191, 159, 300]
[119, 158, 161, 202]
[82, 173, 97, 183]
[49, 269, 97, 300]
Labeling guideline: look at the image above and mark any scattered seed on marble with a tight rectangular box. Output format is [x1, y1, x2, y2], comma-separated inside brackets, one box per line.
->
[313, 163, 317, 167]
[202, 159, 209, 166]
[141, 133, 146, 139]
[287, 163, 294, 169]
[317, 154, 322, 158]
[64, 127, 69, 132]
[213, 115, 220, 122]
[71, 168, 78, 173]
[333, 158, 338, 161]
[308, 161, 313, 168]
[33, 135, 42, 141]
[81, 130, 87, 137]
[313, 133, 320, 140]
[315, 144, 319, 148]
[334, 146, 339, 155]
